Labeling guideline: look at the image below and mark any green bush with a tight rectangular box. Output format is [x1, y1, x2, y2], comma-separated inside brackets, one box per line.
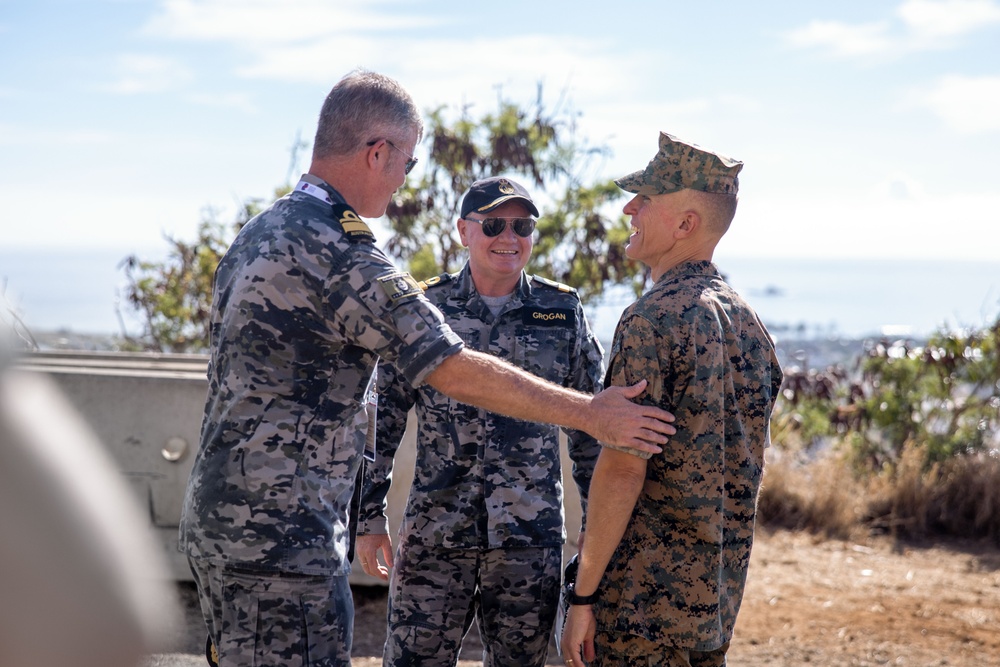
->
[774, 317, 1000, 472]
[767, 316, 1000, 541]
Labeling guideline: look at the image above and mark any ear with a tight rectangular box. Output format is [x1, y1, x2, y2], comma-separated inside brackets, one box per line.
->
[676, 210, 701, 238]
[457, 218, 469, 246]
[366, 139, 384, 172]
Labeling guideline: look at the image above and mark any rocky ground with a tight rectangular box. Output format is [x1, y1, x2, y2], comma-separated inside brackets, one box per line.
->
[154, 529, 1000, 667]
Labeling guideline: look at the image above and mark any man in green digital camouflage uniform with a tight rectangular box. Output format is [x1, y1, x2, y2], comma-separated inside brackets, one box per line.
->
[180, 70, 677, 667]
[560, 132, 784, 667]
[356, 176, 605, 666]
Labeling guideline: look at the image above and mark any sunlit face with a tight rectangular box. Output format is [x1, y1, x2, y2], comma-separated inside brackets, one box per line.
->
[458, 200, 534, 291]
[622, 191, 685, 269]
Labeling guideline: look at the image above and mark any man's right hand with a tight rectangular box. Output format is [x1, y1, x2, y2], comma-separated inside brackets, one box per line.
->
[589, 380, 675, 454]
[427, 351, 675, 455]
[355, 533, 393, 581]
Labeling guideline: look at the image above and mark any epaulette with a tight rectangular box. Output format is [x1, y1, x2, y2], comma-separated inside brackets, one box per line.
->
[531, 275, 576, 294]
[330, 203, 375, 243]
[417, 272, 455, 291]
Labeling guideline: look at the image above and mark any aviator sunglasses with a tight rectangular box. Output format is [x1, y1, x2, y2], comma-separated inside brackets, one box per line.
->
[466, 216, 537, 238]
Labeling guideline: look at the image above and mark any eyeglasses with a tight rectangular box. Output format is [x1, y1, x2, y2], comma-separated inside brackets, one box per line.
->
[366, 139, 418, 175]
[465, 217, 536, 238]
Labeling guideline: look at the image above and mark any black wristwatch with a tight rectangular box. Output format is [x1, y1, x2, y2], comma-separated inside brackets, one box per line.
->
[566, 582, 600, 605]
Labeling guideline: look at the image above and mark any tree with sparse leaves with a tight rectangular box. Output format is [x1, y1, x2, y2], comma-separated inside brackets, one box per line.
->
[120, 88, 645, 352]
[118, 195, 275, 352]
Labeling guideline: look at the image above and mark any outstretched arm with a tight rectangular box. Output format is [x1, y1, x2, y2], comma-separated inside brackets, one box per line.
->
[425, 348, 674, 454]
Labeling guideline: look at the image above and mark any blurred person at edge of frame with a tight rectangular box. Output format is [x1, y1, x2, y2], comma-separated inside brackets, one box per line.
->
[0, 330, 179, 667]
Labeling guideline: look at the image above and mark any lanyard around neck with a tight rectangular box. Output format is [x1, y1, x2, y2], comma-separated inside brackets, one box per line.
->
[295, 175, 335, 206]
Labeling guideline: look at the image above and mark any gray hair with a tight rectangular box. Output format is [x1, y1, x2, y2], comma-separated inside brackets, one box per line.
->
[312, 69, 423, 160]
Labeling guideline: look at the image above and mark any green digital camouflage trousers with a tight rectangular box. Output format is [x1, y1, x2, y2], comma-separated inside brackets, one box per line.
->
[190, 559, 354, 666]
[384, 543, 562, 666]
[593, 635, 730, 667]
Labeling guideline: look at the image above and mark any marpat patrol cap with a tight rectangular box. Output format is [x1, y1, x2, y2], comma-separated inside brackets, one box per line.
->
[615, 132, 743, 196]
[460, 176, 540, 218]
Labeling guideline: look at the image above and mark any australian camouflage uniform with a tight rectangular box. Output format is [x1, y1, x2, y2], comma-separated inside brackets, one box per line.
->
[595, 260, 783, 662]
[179, 174, 464, 665]
[358, 263, 605, 666]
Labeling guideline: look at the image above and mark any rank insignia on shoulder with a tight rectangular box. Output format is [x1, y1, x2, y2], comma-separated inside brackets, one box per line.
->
[532, 275, 576, 293]
[377, 271, 423, 304]
[417, 273, 453, 290]
[331, 203, 375, 242]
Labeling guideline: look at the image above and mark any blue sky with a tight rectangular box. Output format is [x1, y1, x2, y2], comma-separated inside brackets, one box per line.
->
[2, 0, 999, 262]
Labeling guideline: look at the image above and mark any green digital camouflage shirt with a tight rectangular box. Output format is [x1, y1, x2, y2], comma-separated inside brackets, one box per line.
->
[596, 260, 783, 653]
[357, 264, 605, 549]
[179, 175, 464, 575]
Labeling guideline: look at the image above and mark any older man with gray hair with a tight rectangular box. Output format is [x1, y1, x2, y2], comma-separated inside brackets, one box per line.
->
[180, 70, 677, 666]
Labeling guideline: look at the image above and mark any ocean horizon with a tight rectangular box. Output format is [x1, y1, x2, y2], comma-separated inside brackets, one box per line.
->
[3, 247, 999, 345]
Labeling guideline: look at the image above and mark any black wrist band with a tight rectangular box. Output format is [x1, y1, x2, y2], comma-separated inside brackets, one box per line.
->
[567, 583, 600, 605]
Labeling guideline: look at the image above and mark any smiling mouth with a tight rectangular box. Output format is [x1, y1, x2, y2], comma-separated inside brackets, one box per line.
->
[492, 249, 518, 255]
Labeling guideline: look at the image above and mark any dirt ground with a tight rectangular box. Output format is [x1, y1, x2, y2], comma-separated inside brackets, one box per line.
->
[162, 529, 1000, 667]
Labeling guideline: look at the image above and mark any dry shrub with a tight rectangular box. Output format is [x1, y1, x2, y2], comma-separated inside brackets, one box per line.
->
[866, 444, 1000, 543]
[757, 448, 866, 540]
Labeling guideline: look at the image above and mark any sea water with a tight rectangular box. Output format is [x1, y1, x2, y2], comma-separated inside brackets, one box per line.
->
[2, 247, 999, 342]
[579, 256, 1000, 343]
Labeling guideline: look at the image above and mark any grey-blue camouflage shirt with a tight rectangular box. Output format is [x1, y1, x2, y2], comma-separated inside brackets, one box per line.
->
[179, 174, 464, 575]
[358, 263, 605, 549]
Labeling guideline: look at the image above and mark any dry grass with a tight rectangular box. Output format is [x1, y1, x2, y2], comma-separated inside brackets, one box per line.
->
[866, 446, 1000, 542]
[757, 447, 867, 539]
[759, 445, 1000, 545]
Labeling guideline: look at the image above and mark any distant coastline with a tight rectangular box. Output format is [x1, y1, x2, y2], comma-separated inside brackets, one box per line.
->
[3, 250, 999, 347]
[21, 328, 905, 374]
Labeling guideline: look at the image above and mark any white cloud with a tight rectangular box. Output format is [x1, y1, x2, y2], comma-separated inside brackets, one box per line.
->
[101, 54, 192, 94]
[0, 124, 112, 147]
[142, 0, 436, 43]
[185, 91, 258, 113]
[907, 75, 1000, 133]
[784, 20, 894, 57]
[897, 0, 1000, 38]
[232, 35, 385, 83]
[784, 0, 1000, 58]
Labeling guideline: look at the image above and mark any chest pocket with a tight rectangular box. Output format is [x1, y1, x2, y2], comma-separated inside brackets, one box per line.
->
[514, 325, 573, 386]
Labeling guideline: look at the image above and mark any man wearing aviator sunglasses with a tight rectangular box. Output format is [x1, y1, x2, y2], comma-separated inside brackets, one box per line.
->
[466, 214, 536, 238]
[183, 68, 676, 667]
[358, 176, 605, 667]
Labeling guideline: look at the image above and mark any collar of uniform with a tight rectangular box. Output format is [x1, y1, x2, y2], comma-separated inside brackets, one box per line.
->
[453, 262, 531, 300]
[297, 173, 347, 205]
[655, 259, 720, 286]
